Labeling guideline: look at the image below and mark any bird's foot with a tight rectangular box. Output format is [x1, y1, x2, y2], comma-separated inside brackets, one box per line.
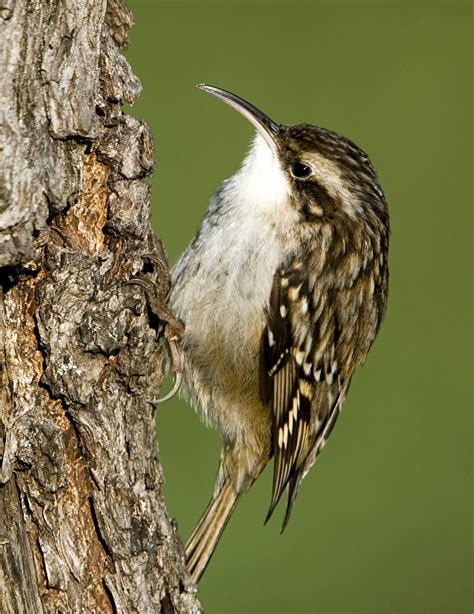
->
[126, 255, 184, 403]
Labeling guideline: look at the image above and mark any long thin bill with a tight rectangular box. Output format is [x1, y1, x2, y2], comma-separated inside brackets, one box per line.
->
[198, 84, 280, 154]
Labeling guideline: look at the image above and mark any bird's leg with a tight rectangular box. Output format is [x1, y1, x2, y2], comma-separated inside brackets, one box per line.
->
[126, 256, 184, 403]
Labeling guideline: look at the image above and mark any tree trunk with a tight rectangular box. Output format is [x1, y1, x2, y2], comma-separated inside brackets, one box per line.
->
[0, 1, 200, 612]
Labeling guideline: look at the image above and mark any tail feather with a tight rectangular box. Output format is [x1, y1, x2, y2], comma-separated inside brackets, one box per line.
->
[185, 480, 240, 583]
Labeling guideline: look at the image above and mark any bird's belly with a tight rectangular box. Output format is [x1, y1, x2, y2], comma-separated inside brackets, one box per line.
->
[170, 221, 281, 466]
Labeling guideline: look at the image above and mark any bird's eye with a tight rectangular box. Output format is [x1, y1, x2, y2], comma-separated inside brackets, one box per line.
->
[291, 161, 312, 179]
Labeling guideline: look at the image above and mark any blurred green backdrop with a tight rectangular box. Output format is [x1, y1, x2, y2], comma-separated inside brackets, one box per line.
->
[125, 2, 472, 612]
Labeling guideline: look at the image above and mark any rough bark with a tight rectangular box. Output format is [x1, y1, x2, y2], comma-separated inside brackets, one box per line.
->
[0, 1, 200, 612]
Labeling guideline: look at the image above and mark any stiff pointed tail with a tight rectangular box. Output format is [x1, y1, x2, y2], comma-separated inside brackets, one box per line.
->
[185, 480, 240, 583]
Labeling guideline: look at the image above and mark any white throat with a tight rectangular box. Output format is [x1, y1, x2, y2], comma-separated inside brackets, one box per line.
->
[226, 133, 291, 218]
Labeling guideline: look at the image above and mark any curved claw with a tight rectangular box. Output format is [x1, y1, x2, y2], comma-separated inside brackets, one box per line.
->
[125, 278, 158, 291]
[156, 370, 182, 404]
[140, 253, 168, 272]
[157, 328, 183, 403]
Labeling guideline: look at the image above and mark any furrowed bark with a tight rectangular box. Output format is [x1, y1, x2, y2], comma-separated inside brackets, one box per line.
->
[0, 1, 200, 612]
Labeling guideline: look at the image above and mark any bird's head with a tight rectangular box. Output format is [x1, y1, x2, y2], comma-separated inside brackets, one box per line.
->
[198, 84, 388, 239]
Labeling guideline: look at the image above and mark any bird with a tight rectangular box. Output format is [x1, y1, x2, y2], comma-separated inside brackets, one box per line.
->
[168, 84, 389, 583]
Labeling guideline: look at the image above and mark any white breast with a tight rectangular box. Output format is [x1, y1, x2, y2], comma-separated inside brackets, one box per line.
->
[170, 134, 296, 443]
[171, 134, 294, 349]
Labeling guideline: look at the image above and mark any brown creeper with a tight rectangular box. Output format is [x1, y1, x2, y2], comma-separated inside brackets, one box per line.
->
[169, 85, 389, 582]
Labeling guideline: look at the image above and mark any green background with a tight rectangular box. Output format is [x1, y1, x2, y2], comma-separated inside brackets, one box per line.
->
[125, 2, 472, 613]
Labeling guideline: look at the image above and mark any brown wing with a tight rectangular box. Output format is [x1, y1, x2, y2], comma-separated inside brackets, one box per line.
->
[262, 259, 345, 528]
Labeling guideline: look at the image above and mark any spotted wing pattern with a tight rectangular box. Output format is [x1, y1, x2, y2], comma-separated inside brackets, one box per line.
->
[262, 258, 345, 528]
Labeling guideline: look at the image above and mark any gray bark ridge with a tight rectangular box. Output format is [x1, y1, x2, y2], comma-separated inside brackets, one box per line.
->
[0, 1, 200, 612]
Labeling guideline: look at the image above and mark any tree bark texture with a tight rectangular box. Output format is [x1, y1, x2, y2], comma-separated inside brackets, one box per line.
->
[0, 1, 200, 612]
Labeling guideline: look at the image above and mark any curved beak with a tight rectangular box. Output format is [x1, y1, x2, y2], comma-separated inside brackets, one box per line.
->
[197, 84, 280, 155]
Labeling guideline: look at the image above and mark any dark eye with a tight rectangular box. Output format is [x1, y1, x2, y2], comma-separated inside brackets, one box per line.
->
[291, 161, 312, 179]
